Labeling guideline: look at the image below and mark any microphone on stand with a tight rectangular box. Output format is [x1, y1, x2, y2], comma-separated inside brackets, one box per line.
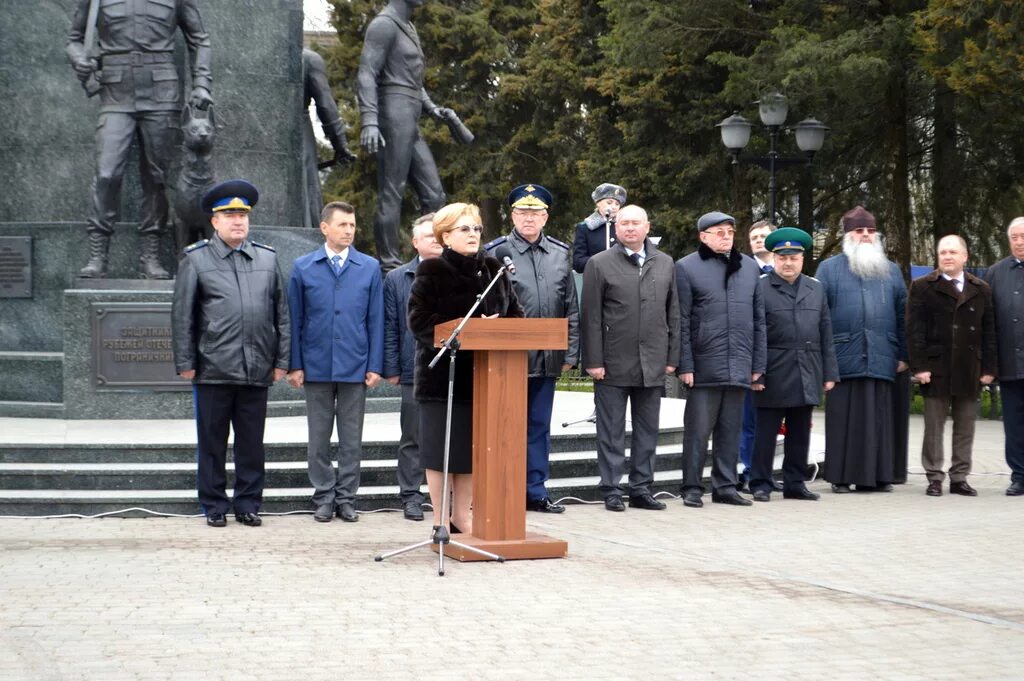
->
[501, 255, 516, 274]
[491, 244, 517, 274]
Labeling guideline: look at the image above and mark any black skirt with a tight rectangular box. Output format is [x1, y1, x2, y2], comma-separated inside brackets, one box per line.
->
[418, 401, 473, 474]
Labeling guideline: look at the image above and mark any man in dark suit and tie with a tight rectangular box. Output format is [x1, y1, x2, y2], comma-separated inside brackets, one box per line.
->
[908, 235, 996, 497]
[287, 201, 384, 522]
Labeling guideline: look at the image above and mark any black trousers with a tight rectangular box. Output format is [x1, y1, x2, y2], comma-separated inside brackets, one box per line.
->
[194, 384, 269, 516]
[751, 405, 813, 493]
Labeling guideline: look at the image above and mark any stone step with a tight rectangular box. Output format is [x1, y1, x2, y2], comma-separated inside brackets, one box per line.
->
[0, 445, 687, 491]
[0, 352, 63, 403]
[0, 449, 822, 517]
[0, 426, 685, 463]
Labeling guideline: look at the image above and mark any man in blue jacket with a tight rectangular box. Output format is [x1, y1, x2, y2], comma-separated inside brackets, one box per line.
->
[288, 202, 384, 522]
[383, 214, 441, 520]
[816, 206, 908, 493]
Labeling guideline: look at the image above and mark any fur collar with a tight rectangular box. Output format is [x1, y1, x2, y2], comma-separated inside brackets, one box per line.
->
[698, 243, 744, 283]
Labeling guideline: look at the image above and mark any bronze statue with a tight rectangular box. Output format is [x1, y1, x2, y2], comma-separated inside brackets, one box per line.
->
[356, 0, 472, 272]
[302, 47, 356, 230]
[66, 0, 213, 278]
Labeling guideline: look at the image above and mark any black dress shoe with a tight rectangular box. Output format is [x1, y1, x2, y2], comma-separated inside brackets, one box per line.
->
[752, 489, 771, 502]
[682, 491, 704, 508]
[403, 501, 425, 521]
[949, 480, 978, 497]
[831, 483, 852, 494]
[628, 493, 666, 510]
[1007, 480, 1024, 496]
[314, 503, 334, 522]
[783, 487, 820, 501]
[604, 496, 625, 512]
[206, 513, 226, 528]
[337, 503, 358, 522]
[771, 479, 784, 492]
[926, 480, 943, 497]
[711, 490, 753, 506]
[235, 512, 262, 527]
[527, 497, 566, 513]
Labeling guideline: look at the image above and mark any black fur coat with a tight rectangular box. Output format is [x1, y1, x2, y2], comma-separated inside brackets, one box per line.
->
[408, 248, 523, 402]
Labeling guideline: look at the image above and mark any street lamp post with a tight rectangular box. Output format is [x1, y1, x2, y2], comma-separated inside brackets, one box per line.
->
[717, 92, 828, 227]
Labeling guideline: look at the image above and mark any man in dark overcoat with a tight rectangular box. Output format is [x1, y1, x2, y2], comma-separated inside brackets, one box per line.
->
[984, 217, 1024, 496]
[750, 228, 838, 502]
[581, 205, 679, 512]
[675, 211, 766, 508]
[908, 235, 997, 496]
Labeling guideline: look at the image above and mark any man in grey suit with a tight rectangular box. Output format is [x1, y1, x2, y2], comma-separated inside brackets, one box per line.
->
[581, 205, 679, 512]
[675, 211, 766, 508]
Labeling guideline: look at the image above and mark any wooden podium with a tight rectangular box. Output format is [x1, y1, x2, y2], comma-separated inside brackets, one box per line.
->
[432, 317, 569, 561]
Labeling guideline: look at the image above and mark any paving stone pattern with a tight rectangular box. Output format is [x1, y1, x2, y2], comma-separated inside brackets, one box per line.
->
[0, 417, 1021, 680]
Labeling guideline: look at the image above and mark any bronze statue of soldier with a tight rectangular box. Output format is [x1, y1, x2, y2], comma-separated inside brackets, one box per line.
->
[357, 0, 472, 272]
[302, 47, 356, 230]
[66, 0, 213, 279]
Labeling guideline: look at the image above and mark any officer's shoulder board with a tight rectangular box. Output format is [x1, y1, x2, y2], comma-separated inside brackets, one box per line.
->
[483, 236, 507, 252]
[546, 235, 570, 250]
[251, 240, 276, 252]
[184, 239, 209, 253]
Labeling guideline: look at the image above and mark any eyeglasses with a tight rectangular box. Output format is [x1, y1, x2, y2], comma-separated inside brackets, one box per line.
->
[853, 227, 877, 234]
[453, 224, 483, 234]
[706, 228, 735, 238]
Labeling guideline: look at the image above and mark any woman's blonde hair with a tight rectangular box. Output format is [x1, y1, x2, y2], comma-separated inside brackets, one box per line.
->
[432, 202, 481, 243]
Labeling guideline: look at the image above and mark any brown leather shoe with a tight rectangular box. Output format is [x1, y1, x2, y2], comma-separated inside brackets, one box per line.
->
[926, 480, 943, 497]
[949, 480, 978, 497]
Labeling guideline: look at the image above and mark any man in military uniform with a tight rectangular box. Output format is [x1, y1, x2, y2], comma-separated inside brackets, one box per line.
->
[171, 180, 290, 528]
[572, 182, 627, 274]
[750, 228, 838, 502]
[356, 0, 455, 273]
[66, 0, 213, 279]
[485, 184, 579, 513]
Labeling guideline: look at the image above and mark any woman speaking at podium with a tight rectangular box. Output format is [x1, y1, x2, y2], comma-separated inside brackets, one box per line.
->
[407, 203, 523, 533]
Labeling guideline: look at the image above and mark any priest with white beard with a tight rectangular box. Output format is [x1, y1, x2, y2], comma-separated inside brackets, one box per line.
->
[816, 206, 909, 493]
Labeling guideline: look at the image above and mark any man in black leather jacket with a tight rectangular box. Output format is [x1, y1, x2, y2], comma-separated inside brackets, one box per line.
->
[171, 180, 290, 528]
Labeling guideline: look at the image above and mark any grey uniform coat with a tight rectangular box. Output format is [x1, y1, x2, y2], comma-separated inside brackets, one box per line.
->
[754, 272, 839, 408]
[675, 245, 766, 387]
[581, 240, 679, 388]
[485, 229, 580, 377]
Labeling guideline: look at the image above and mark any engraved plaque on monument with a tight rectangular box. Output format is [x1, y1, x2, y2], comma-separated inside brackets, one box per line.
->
[91, 303, 188, 390]
[0, 237, 32, 298]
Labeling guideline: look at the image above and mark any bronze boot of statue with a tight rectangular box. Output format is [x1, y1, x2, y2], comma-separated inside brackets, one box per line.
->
[138, 234, 171, 279]
[79, 233, 110, 278]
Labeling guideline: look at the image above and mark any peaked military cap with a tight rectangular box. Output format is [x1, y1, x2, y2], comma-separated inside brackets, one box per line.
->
[591, 183, 627, 205]
[202, 179, 260, 215]
[765, 227, 811, 255]
[507, 183, 552, 210]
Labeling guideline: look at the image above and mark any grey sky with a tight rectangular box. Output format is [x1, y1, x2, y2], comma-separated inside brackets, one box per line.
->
[304, 0, 332, 31]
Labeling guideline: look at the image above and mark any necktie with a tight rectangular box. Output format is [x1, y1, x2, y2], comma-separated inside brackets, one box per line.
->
[1013, 260, 1024, 269]
[331, 254, 342, 275]
[952, 278, 961, 294]
[629, 252, 641, 267]
[761, 264, 773, 274]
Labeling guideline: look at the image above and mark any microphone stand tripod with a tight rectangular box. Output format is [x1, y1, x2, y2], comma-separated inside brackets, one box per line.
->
[375, 264, 510, 576]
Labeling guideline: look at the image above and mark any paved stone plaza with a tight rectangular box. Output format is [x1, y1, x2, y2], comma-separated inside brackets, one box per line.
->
[1, 413, 1021, 681]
